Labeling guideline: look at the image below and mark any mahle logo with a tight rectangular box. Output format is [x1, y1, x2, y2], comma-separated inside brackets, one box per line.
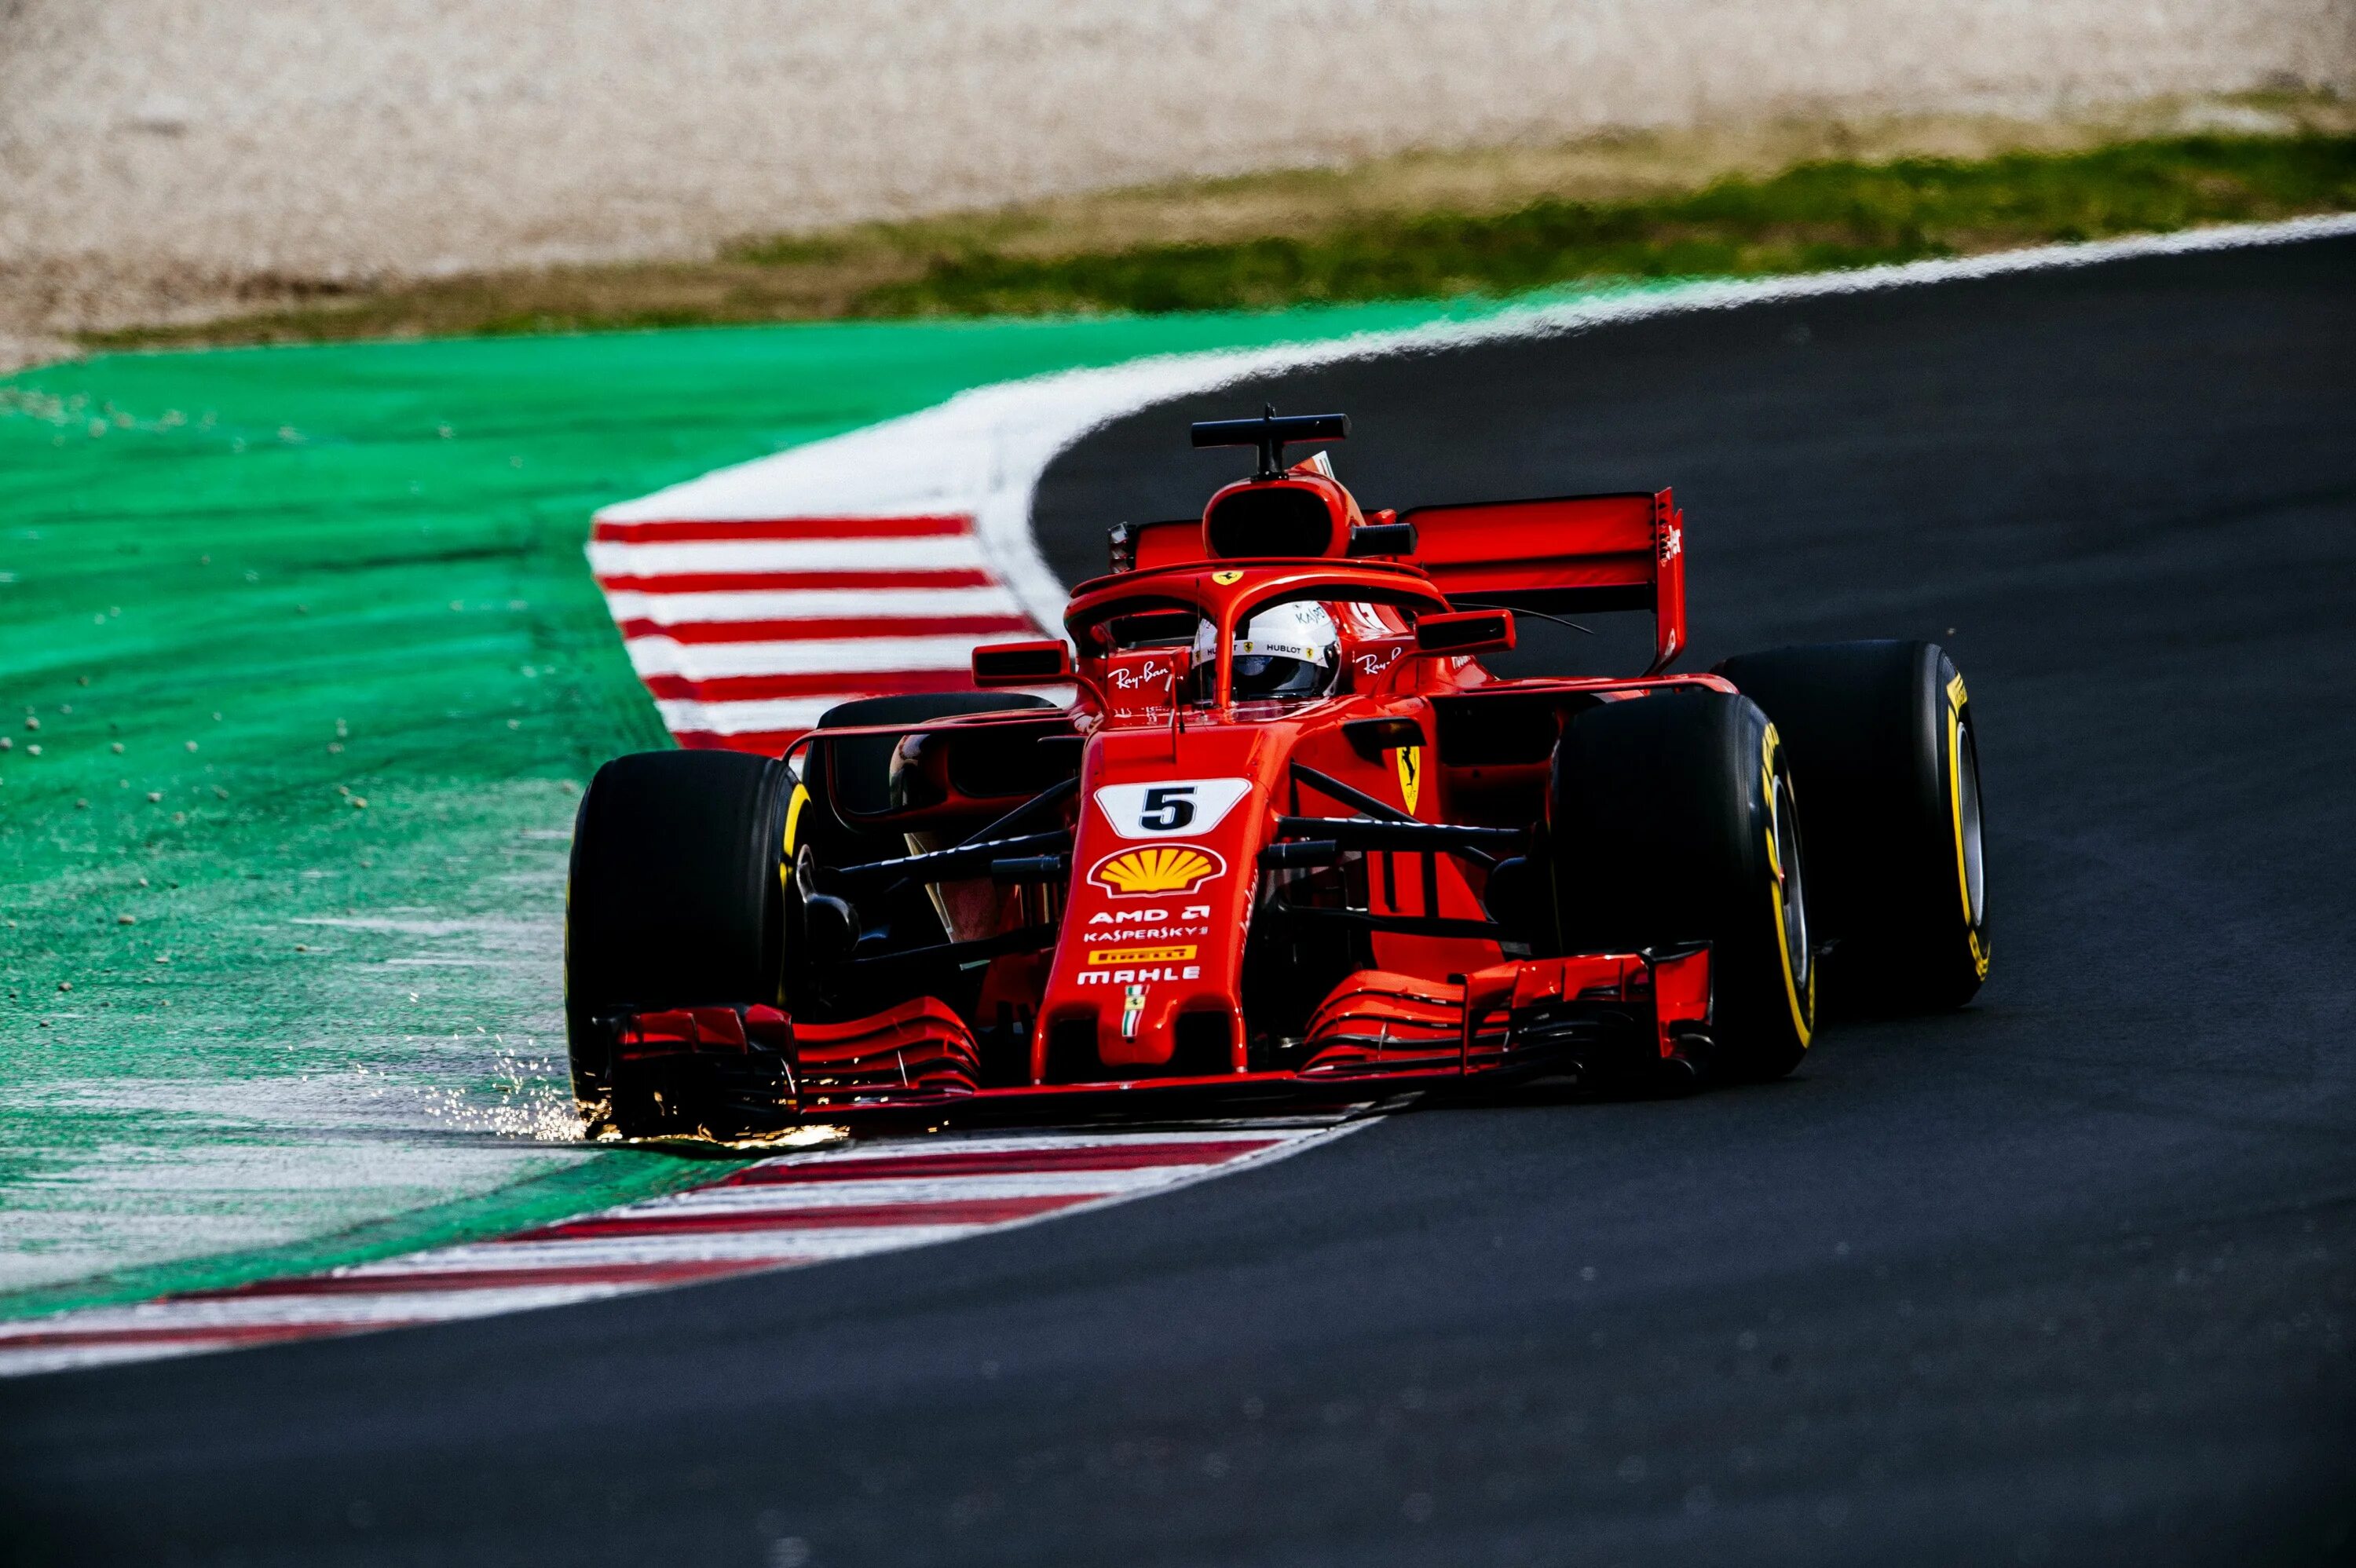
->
[1088, 846, 1225, 897]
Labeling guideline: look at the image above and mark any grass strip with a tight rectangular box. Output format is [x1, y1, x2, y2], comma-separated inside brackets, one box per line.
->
[866, 134, 2356, 316]
[82, 132, 2356, 349]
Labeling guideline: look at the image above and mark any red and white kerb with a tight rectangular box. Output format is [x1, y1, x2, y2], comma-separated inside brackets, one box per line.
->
[587, 513, 1059, 753]
[0, 1123, 1355, 1378]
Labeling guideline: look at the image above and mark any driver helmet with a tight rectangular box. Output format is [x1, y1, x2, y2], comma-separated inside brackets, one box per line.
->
[1194, 599, 1340, 701]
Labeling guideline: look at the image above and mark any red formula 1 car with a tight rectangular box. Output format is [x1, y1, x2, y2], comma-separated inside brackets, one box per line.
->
[565, 411, 1989, 1138]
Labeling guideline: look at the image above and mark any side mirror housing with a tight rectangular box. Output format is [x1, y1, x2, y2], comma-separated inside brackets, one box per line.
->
[1413, 609, 1516, 657]
[1346, 518, 1418, 557]
[971, 638, 1073, 686]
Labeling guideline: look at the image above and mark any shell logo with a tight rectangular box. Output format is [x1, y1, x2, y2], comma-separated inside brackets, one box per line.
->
[1088, 845, 1226, 897]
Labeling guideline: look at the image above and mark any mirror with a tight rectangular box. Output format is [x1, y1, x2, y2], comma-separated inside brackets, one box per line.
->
[1413, 609, 1516, 656]
[971, 638, 1074, 685]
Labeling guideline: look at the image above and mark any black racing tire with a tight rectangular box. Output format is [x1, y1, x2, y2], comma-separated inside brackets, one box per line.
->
[810, 690, 1058, 819]
[1713, 641, 1988, 1014]
[789, 691, 1061, 1015]
[795, 689, 1059, 869]
[1547, 689, 1816, 1083]
[565, 749, 795, 1135]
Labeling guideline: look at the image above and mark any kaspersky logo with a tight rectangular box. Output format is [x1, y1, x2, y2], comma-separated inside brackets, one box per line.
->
[1088, 845, 1226, 897]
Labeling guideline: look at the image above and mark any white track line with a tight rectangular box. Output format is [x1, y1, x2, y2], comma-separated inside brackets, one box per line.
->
[609, 1171, 1217, 1209]
[648, 696, 886, 736]
[605, 586, 1025, 623]
[655, 689, 1074, 739]
[623, 631, 1005, 681]
[588, 536, 993, 577]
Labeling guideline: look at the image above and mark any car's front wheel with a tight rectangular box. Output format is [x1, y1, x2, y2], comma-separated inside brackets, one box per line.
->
[1547, 689, 1816, 1083]
[565, 749, 796, 1137]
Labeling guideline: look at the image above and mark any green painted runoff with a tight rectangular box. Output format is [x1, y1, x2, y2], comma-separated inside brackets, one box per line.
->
[0, 301, 1497, 1316]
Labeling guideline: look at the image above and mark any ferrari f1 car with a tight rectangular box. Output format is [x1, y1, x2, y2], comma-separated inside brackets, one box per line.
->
[565, 411, 1989, 1138]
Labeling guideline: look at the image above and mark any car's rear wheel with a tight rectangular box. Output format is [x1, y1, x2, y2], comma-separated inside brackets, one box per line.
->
[791, 692, 1060, 1014]
[565, 749, 795, 1137]
[1547, 689, 1815, 1082]
[792, 691, 1058, 885]
[1714, 641, 1988, 1013]
[811, 692, 1056, 817]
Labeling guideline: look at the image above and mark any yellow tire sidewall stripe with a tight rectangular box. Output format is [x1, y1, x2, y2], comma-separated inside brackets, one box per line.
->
[781, 780, 810, 901]
[1943, 676, 1991, 980]
[1762, 723, 1813, 1047]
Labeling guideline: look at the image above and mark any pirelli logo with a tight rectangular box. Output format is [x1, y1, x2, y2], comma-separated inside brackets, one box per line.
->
[1087, 945, 1198, 967]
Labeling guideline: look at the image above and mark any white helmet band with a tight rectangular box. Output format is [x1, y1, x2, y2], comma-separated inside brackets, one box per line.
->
[1195, 601, 1337, 666]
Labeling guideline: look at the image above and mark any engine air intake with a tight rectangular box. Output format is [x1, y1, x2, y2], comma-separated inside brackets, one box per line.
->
[1203, 484, 1340, 558]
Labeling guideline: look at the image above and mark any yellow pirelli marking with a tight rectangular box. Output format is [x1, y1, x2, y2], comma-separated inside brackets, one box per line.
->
[781, 781, 812, 906]
[1088, 945, 1199, 966]
[1944, 688, 1990, 978]
[1760, 724, 1812, 1047]
[783, 783, 811, 858]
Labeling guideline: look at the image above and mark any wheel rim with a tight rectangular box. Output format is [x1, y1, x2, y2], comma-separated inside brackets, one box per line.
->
[1957, 715, 1985, 927]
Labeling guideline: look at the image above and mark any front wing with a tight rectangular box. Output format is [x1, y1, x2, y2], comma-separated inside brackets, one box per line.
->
[592, 946, 1713, 1128]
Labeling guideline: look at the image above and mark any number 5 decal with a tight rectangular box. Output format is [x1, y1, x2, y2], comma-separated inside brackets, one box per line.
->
[1138, 786, 1194, 830]
[1094, 778, 1254, 839]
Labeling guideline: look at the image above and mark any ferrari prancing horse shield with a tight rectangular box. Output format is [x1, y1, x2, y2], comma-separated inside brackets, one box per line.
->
[1393, 746, 1422, 816]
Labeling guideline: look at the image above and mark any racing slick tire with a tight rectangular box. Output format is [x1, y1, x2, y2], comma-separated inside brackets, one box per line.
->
[791, 692, 1060, 1014]
[1548, 689, 1816, 1083]
[810, 691, 1057, 818]
[565, 749, 796, 1138]
[797, 689, 1059, 866]
[1713, 641, 1988, 1014]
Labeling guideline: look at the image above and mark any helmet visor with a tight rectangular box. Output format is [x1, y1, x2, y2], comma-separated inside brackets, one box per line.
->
[1231, 653, 1325, 700]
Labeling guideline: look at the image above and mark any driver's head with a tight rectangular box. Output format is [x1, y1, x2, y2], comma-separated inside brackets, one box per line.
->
[1195, 600, 1339, 701]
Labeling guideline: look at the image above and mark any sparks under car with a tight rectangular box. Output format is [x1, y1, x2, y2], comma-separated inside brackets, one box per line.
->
[564, 411, 1988, 1138]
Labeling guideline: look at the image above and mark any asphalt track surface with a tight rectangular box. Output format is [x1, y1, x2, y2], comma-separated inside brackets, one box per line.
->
[5, 236, 2354, 1566]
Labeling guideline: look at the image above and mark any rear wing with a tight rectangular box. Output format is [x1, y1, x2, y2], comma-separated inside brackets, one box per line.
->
[1399, 489, 1685, 672]
[1108, 487, 1687, 672]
